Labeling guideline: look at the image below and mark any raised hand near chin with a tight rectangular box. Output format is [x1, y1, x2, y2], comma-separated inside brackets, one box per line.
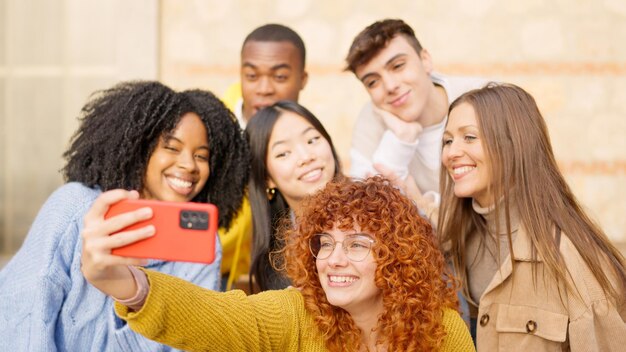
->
[373, 104, 423, 143]
[372, 163, 423, 200]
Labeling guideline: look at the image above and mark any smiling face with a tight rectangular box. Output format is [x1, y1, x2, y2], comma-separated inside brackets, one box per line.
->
[241, 41, 308, 122]
[355, 35, 435, 124]
[442, 103, 492, 207]
[265, 110, 335, 210]
[316, 226, 382, 315]
[142, 112, 210, 202]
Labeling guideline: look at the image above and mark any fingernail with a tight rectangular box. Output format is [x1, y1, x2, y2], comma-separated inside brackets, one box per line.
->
[137, 207, 153, 217]
[144, 225, 156, 235]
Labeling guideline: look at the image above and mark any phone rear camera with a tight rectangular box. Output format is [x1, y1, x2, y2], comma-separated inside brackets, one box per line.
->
[179, 210, 209, 230]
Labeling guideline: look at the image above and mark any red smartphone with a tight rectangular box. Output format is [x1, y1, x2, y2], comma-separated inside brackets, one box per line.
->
[105, 199, 218, 264]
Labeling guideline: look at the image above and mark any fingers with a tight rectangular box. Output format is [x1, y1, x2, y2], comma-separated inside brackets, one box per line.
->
[84, 189, 139, 225]
[86, 206, 153, 242]
[81, 189, 154, 284]
[83, 189, 152, 243]
[373, 163, 400, 181]
[372, 105, 399, 126]
[107, 224, 155, 249]
[82, 223, 154, 267]
[81, 222, 153, 286]
[373, 104, 423, 142]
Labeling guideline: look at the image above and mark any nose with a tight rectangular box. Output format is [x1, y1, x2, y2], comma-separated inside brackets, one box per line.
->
[296, 145, 315, 167]
[382, 73, 400, 94]
[443, 140, 463, 164]
[257, 76, 275, 96]
[326, 243, 349, 267]
[177, 151, 199, 172]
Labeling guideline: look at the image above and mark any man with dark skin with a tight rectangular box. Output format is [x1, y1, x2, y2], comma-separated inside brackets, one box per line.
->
[220, 24, 308, 292]
[224, 24, 308, 127]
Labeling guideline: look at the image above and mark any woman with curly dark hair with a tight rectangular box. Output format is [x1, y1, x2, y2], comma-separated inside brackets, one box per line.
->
[81, 176, 475, 351]
[0, 81, 249, 351]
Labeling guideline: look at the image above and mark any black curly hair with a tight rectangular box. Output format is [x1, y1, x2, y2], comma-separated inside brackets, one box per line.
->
[62, 81, 250, 229]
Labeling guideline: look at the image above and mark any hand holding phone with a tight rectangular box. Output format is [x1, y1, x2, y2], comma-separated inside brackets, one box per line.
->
[105, 199, 218, 264]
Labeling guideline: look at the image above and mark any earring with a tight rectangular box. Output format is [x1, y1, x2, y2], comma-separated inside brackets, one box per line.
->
[266, 187, 276, 201]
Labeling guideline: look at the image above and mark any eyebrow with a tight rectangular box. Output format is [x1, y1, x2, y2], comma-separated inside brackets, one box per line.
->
[270, 126, 316, 150]
[358, 53, 407, 83]
[242, 62, 293, 71]
[444, 125, 479, 135]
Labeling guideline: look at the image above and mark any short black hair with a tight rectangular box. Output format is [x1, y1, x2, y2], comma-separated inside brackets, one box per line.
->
[242, 24, 306, 69]
[62, 81, 250, 229]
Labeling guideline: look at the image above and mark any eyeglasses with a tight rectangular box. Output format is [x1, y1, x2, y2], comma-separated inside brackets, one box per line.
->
[309, 233, 375, 262]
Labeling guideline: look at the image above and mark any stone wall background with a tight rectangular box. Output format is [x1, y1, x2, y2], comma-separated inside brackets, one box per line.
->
[160, 0, 626, 245]
[1, 0, 624, 261]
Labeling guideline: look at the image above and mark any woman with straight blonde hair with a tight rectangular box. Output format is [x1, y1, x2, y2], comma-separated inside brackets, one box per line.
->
[438, 82, 626, 351]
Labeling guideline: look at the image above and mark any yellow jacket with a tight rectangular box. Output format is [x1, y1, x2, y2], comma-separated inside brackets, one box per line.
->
[222, 82, 242, 112]
[218, 197, 252, 289]
[219, 82, 252, 289]
[116, 270, 476, 352]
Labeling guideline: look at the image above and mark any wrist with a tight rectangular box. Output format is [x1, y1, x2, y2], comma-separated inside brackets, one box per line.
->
[390, 128, 419, 143]
[113, 266, 149, 311]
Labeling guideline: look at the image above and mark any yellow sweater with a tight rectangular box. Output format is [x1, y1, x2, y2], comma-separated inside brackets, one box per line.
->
[116, 270, 476, 352]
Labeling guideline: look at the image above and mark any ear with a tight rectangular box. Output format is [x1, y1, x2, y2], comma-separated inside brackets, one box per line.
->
[300, 70, 309, 90]
[419, 49, 434, 74]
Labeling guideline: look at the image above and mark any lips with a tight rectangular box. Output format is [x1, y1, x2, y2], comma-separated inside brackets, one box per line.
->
[252, 103, 272, 113]
[389, 90, 410, 107]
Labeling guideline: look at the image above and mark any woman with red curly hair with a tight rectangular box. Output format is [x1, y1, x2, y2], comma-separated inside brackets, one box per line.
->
[81, 177, 475, 351]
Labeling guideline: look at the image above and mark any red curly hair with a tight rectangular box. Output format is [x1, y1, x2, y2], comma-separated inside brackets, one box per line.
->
[279, 176, 458, 351]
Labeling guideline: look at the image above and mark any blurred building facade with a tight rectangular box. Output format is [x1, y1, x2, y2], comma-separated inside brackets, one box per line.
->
[1, 0, 625, 261]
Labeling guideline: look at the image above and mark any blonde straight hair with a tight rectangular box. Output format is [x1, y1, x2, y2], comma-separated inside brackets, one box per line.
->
[438, 83, 626, 302]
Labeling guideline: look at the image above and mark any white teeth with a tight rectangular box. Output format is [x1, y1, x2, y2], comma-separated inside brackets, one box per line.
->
[453, 166, 475, 175]
[329, 275, 357, 283]
[168, 177, 192, 188]
[301, 169, 321, 180]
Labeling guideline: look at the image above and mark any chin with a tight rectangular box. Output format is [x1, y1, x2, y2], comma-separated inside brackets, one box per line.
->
[325, 296, 350, 309]
[453, 189, 473, 200]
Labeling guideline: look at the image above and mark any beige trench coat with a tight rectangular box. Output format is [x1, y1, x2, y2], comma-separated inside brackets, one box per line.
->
[472, 227, 626, 351]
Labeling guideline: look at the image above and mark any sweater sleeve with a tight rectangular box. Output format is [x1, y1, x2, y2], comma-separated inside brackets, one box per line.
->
[0, 184, 95, 351]
[441, 308, 476, 352]
[349, 102, 386, 179]
[561, 237, 626, 351]
[116, 269, 305, 352]
[567, 299, 626, 351]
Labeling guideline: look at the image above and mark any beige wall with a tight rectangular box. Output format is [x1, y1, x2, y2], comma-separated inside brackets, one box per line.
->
[159, 1, 626, 245]
[0, 0, 158, 256]
[1, 0, 624, 258]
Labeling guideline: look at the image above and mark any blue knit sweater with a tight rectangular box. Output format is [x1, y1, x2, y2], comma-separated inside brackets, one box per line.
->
[0, 182, 222, 351]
